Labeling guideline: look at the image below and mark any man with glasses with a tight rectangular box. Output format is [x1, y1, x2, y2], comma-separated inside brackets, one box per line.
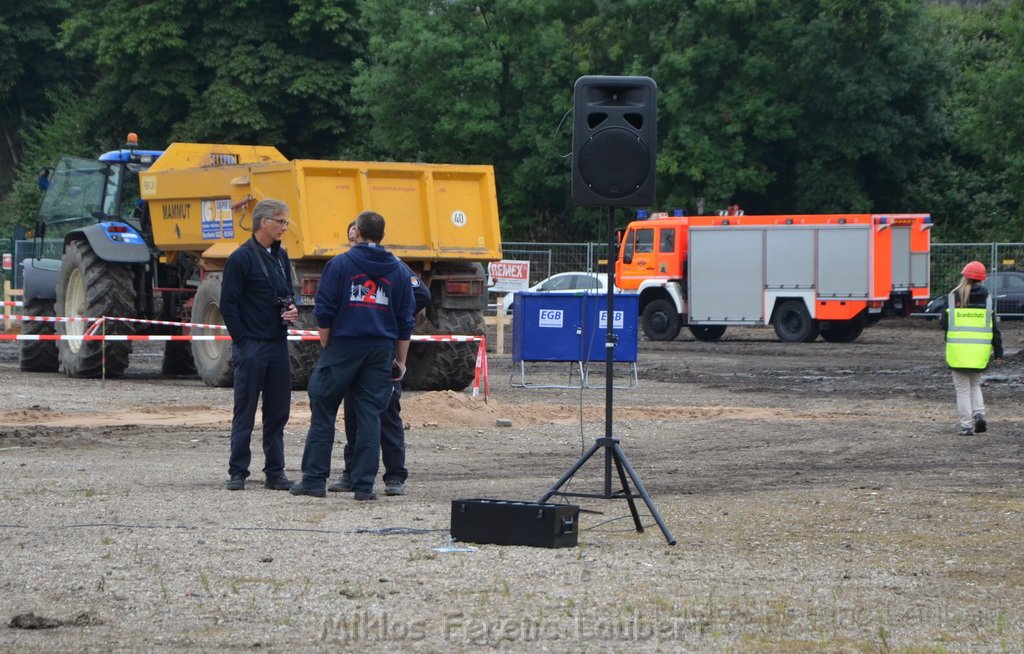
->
[220, 198, 298, 491]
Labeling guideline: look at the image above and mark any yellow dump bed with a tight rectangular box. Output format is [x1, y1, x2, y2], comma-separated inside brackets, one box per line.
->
[140, 142, 502, 267]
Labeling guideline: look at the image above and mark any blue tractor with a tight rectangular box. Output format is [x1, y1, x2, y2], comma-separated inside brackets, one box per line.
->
[18, 135, 196, 377]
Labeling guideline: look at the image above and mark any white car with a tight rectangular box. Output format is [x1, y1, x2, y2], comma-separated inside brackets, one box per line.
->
[498, 271, 614, 314]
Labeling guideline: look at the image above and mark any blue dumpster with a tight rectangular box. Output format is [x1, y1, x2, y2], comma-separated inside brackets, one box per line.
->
[511, 292, 638, 388]
[512, 292, 586, 363]
[582, 293, 639, 363]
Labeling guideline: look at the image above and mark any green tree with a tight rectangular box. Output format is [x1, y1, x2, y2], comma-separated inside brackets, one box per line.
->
[6, 0, 1017, 246]
[60, 0, 364, 158]
[353, 0, 666, 240]
[0, 88, 96, 232]
[651, 0, 949, 216]
[0, 1, 75, 194]
[926, 0, 1024, 241]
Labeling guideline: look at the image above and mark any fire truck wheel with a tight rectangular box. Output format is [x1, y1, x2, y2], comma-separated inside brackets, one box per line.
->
[688, 325, 727, 342]
[191, 275, 233, 387]
[773, 300, 819, 343]
[641, 298, 681, 341]
[55, 239, 135, 378]
[820, 321, 864, 343]
[18, 297, 59, 372]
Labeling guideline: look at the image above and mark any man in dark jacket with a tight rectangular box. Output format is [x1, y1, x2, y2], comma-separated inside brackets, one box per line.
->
[220, 198, 298, 490]
[291, 211, 416, 500]
[329, 222, 431, 497]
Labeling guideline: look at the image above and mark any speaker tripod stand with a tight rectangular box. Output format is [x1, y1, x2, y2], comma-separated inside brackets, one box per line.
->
[539, 206, 676, 546]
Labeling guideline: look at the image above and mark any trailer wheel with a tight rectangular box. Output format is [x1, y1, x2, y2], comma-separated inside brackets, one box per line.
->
[289, 307, 320, 390]
[820, 321, 864, 343]
[773, 300, 819, 343]
[403, 306, 482, 391]
[641, 298, 681, 341]
[162, 341, 197, 376]
[18, 297, 59, 372]
[191, 275, 233, 387]
[688, 325, 727, 342]
[55, 239, 135, 378]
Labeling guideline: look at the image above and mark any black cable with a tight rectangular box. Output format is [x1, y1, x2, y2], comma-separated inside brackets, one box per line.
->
[554, 107, 573, 158]
[581, 514, 658, 533]
[1, 519, 659, 539]
[355, 527, 448, 536]
[0, 522, 446, 536]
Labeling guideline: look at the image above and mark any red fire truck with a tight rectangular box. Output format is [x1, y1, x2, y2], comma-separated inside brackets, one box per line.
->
[615, 209, 932, 342]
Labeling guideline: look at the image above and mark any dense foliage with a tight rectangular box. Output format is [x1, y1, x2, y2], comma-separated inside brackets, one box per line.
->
[1, 0, 1021, 242]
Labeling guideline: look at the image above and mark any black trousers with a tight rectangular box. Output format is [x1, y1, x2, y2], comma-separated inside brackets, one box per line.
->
[343, 381, 407, 483]
[228, 339, 290, 478]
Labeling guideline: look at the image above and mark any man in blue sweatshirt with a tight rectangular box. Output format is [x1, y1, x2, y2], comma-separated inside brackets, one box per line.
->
[291, 210, 416, 500]
[328, 221, 432, 497]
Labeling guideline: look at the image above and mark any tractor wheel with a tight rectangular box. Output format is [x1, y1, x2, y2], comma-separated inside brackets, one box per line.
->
[191, 275, 233, 387]
[773, 300, 819, 343]
[820, 320, 865, 343]
[641, 298, 681, 341]
[55, 239, 135, 378]
[403, 307, 482, 391]
[688, 325, 727, 342]
[18, 297, 59, 372]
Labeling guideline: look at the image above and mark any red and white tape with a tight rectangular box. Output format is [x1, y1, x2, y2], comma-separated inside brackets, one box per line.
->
[8, 313, 231, 331]
[1, 333, 481, 343]
[2, 313, 490, 399]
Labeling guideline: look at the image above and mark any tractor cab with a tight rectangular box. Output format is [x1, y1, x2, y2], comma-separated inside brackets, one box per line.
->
[35, 134, 163, 245]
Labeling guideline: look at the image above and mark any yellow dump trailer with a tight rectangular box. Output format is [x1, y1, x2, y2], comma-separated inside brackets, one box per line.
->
[23, 138, 501, 390]
[141, 142, 502, 271]
[133, 142, 502, 390]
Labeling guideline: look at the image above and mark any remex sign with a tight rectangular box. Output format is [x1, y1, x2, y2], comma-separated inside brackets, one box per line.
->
[488, 260, 530, 294]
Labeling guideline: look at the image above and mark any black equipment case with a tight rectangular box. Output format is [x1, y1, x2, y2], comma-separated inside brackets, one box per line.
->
[450, 499, 579, 548]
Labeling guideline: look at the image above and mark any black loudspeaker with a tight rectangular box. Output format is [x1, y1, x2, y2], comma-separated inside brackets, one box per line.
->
[450, 499, 579, 548]
[571, 75, 657, 207]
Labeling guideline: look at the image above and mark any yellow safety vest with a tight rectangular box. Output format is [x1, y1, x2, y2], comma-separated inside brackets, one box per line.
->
[945, 293, 994, 369]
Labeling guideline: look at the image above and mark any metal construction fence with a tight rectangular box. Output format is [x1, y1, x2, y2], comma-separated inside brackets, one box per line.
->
[499, 242, 610, 285]
[6, 239, 1023, 303]
[930, 243, 1024, 297]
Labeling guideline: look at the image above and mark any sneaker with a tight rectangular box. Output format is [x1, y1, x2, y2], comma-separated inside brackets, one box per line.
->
[959, 426, 974, 436]
[264, 475, 294, 491]
[289, 484, 326, 498]
[973, 414, 987, 434]
[328, 473, 353, 493]
[354, 491, 377, 501]
[225, 474, 245, 491]
[384, 481, 406, 496]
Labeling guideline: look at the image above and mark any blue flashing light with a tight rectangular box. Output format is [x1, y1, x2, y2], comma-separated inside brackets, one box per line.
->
[673, 208, 684, 217]
[98, 149, 164, 163]
[924, 216, 933, 224]
[877, 216, 888, 224]
[636, 209, 648, 220]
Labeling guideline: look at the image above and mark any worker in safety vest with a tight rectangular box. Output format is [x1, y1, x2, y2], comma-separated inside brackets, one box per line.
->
[939, 260, 1003, 436]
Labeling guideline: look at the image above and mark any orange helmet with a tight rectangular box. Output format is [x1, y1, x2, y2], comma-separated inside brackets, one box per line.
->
[961, 261, 986, 282]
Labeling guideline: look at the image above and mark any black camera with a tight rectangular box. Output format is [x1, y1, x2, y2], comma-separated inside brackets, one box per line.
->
[276, 297, 295, 327]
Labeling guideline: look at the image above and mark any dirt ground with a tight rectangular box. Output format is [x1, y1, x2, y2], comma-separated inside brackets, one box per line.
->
[1, 318, 1022, 653]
